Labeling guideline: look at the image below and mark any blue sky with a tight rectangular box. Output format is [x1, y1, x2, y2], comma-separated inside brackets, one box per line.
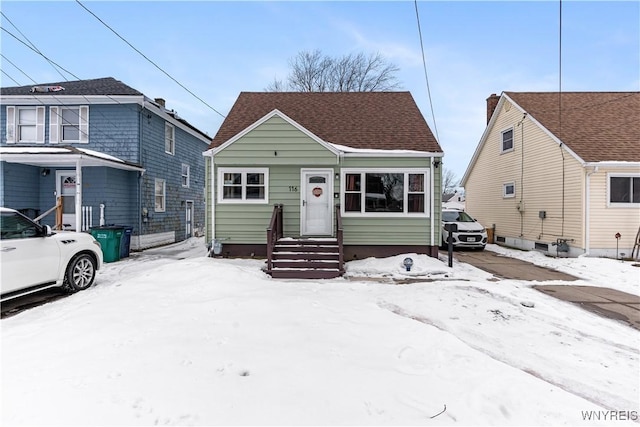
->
[1, 1, 638, 181]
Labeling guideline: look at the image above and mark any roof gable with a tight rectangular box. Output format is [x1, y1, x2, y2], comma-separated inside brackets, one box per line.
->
[505, 91, 640, 163]
[208, 109, 340, 156]
[208, 92, 442, 153]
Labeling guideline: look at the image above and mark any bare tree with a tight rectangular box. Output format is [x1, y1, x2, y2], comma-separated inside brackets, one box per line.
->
[266, 49, 401, 92]
[442, 168, 459, 197]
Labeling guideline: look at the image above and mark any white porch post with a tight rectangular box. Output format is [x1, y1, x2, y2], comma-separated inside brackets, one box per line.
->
[75, 159, 82, 232]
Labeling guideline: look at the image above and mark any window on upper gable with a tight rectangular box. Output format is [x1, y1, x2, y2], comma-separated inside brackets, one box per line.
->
[501, 128, 514, 153]
[609, 175, 640, 205]
[155, 179, 166, 212]
[5, 106, 45, 144]
[181, 164, 190, 188]
[49, 106, 88, 143]
[165, 123, 175, 155]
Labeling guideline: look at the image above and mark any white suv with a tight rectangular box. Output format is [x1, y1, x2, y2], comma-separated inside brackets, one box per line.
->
[1, 207, 103, 302]
[441, 208, 487, 250]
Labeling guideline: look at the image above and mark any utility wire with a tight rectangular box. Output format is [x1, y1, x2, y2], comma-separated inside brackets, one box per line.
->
[75, 0, 225, 119]
[413, 0, 439, 143]
[1, 27, 80, 80]
[1, 69, 21, 86]
[1, 11, 68, 81]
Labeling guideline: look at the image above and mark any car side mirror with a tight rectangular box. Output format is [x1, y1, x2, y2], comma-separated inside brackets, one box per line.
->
[43, 224, 53, 236]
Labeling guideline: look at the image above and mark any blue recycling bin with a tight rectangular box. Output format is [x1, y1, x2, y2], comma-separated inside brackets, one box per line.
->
[118, 226, 134, 258]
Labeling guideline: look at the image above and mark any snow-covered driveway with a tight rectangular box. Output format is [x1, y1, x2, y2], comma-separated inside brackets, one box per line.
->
[2, 239, 638, 426]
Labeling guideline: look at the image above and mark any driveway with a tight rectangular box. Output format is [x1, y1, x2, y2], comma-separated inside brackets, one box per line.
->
[453, 249, 640, 330]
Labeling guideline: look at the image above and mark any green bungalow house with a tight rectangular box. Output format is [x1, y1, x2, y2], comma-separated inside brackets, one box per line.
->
[203, 92, 443, 278]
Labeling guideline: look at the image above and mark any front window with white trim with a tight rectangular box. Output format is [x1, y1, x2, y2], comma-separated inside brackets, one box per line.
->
[342, 169, 429, 216]
[5, 106, 45, 143]
[609, 175, 639, 205]
[155, 178, 166, 212]
[49, 106, 88, 143]
[218, 168, 268, 203]
[503, 182, 515, 198]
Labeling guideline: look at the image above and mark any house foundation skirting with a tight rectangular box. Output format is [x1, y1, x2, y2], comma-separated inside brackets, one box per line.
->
[216, 243, 438, 260]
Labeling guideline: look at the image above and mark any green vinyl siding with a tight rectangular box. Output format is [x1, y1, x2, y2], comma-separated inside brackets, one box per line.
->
[212, 164, 339, 243]
[214, 116, 337, 166]
[343, 217, 430, 245]
[205, 113, 443, 247]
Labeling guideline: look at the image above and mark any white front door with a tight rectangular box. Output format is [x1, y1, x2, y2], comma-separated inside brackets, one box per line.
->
[301, 169, 333, 236]
[56, 171, 76, 229]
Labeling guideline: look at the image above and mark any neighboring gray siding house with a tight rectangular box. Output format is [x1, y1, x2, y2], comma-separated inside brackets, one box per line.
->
[1, 77, 211, 250]
[203, 92, 443, 278]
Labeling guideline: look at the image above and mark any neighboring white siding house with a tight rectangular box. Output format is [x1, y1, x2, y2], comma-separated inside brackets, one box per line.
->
[461, 91, 640, 259]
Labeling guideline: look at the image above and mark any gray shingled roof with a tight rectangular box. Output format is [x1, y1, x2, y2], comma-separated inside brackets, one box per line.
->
[505, 91, 640, 163]
[0, 77, 143, 96]
[209, 92, 442, 152]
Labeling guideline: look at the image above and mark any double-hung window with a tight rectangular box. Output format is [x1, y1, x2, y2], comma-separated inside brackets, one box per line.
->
[165, 123, 175, 154]
[609, 175, 640, 205]
[181, 164, 190, 188]
[49, 106, 88, 143]
[155, 179, 166, 212]
[218, 168, 268, 203]
[5, 106, 45, 143]
[343, 169, 429, 216]
[501, 128, 514, 153]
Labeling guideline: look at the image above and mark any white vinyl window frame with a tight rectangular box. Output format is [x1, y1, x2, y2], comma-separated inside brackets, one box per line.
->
[5, 106, 45, 144]
[501, 127, 514, 153]
[165, 122, 175, 155]
[181, 163, 190, 188]
[340, 168, 430, 218]
[155, 178, 166, 212]
[217, 167, 269, 204]
[503, 182, 516, 198]
[49, 106, 89, 144]
[607, 173, 640, 207]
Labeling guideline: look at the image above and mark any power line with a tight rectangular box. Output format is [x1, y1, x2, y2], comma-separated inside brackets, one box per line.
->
[75, 0, 225, 119]
[413, 0, 440, 144]
[1, 69, 21, 86]
[1, 11, 68, 81]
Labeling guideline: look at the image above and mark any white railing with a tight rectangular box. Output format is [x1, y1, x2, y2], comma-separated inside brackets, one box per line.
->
[81, 206, 93, 231]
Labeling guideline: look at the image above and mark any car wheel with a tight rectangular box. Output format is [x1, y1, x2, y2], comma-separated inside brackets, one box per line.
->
[63, 254, 97, 292]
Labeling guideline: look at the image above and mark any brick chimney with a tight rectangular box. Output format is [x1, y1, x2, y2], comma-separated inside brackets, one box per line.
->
[154, 98, 166, 108]
[486, 93, 500, 124]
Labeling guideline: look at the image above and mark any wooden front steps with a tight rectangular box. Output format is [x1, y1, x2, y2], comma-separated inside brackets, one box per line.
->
[267, 238, 344, 279]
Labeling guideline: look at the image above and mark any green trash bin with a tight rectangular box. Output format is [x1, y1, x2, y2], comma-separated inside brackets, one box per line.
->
[91, 226, 124, 263]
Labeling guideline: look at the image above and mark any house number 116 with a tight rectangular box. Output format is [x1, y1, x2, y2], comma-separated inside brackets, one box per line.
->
[289, 186, 298, 192]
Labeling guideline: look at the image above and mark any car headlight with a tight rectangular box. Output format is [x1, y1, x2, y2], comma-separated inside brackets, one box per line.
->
[480, 228, 486, 233]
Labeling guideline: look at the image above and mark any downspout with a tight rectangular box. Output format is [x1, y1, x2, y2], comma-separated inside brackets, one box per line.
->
[138, 103, 144, 250]
[207, 152, 216, 241]
[430, 158, 435, 253]
[584, 166, 598, 256]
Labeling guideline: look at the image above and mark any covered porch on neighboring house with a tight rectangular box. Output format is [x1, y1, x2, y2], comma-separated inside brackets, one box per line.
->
[0, 146, 145, 231]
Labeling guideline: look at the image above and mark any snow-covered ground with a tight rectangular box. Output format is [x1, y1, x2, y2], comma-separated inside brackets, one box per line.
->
[1, 239, 639, 426]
